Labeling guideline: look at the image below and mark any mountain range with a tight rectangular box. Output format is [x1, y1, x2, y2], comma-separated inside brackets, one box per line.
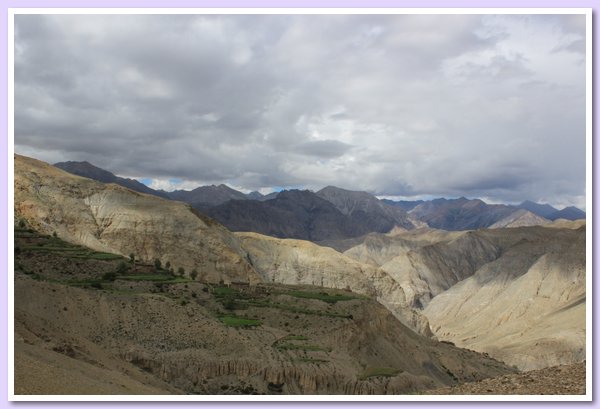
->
[14, 155, 586, 394]
[54, 160, 585, 240]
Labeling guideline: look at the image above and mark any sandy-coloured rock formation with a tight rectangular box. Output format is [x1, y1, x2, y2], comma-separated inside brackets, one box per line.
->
[14, 154, 261, 284]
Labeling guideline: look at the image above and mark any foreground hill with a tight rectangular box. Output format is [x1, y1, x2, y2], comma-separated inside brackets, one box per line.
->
[16, 155, 260, 284]
[14, 228, 515, 394]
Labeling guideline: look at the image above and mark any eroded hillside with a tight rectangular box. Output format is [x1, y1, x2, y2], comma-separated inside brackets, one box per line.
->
[14, 228, 515, 395]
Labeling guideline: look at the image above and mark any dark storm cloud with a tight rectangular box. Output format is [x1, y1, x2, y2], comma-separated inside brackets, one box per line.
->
[295, 140, 353, 158]
[14, 13, 587, 208]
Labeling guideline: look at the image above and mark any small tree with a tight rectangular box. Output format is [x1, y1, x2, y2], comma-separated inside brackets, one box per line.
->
[102, 271, 117, 281]
[18, 219, 26, 228]
[177, 267, 185, 277]
[116, 261, 129, 274]
[129, 253, 135, 263]
[165, 261, 171, 270]
[190, 269, 198, 280]
[154, 258, 162, 270]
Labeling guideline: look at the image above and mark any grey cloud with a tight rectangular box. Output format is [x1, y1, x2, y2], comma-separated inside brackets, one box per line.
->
[14, 13, 587, 208]
[294, 140, 353, 158]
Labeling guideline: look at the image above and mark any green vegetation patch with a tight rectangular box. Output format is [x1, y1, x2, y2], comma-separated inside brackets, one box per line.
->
[117, 274, 188, 283]
[212, 286, 238, 296]
[359, 367, 401, 380]
[285, 335, 309, 341]
[276, 343, 331, 352]
[283, 290, 356, 304]
[295, 358, 330, 364]
[69, 252, 123, 260]
[219, 315, 261, 328]
[243, 299, 353, 319]
[21, 239, 124, 261]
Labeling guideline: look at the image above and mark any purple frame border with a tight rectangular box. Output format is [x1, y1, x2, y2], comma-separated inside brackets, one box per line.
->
[1, 1, 596, 408]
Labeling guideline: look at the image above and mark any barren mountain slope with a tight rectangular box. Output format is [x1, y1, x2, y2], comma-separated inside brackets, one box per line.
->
[424, 226, 585, 370]
[236, 232, 432, 336]
[15, 154, 260, 284]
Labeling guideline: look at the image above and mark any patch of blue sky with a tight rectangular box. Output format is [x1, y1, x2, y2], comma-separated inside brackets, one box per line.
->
[139, 178, 153, 187]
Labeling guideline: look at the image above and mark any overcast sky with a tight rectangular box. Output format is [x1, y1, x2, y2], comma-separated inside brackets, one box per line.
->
[14, 13, 587, 208]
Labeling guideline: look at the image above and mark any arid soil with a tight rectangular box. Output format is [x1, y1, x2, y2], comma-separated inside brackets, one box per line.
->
[427, 361, 586, 395]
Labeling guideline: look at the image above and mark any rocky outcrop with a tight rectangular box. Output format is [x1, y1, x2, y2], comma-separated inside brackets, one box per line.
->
[236, 232, 432, 336]
[14, 154, 260, 284]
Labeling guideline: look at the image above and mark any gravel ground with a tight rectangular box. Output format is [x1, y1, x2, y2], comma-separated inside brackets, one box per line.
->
[427, 361, 586, 395]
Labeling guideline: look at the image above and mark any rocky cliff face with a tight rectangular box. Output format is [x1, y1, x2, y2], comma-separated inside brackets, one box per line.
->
[236, 232, 432, 337]
[14, 154, 260, 284]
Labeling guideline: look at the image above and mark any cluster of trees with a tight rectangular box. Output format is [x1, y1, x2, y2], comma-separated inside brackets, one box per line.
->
[127, 254, 200, 280]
